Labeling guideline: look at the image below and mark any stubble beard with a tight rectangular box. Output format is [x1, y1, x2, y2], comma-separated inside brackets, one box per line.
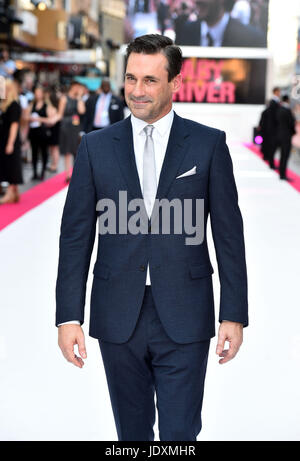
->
[128, 94, 171, 123]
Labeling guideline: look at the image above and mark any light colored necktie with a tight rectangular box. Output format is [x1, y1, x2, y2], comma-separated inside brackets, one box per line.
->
[143, 125, 157, 218]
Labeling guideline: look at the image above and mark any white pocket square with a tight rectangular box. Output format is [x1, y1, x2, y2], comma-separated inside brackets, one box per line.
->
[176, 166, 197, 179]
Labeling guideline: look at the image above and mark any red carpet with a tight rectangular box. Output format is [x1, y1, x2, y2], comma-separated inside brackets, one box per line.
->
[0, 172, 69, 231]
[243, 142, 300, 194]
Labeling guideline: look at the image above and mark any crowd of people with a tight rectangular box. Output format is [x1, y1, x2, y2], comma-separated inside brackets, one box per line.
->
[0, 69, 125, 205]
[258, 87, 297, 181]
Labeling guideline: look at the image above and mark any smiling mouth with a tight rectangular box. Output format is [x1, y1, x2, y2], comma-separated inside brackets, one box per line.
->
[131, 100, 151, 105]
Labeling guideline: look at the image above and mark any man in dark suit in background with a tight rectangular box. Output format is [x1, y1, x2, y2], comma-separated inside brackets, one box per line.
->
[277, 95, 296, 180]
[265, 87, 281, 170]
[178, 0, 265, 47]
[56, 34, 248, 441]
[258, 87, 282, 166]
[84, 78, 124, 133]
[258, 105, 270, 161]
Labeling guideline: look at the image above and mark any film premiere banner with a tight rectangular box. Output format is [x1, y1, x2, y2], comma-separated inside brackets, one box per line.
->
[125, 0, 269, 104]
[172, 56, 266, 104]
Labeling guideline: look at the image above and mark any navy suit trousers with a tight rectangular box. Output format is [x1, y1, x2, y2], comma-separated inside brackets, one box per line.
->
[98, 286, 210, 441]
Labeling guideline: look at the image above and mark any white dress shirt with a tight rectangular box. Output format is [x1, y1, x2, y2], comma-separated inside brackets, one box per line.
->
[131, 108, 174, 284]
[200, 12, 230, 47]
[93, 92, 112, 128]
[58, 108, 174, 326]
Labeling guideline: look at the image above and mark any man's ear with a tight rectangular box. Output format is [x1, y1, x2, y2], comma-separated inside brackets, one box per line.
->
[172, 73, 182, 94]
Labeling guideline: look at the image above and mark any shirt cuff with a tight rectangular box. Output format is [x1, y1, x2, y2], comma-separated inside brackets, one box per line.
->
[58, 320, 81, 326]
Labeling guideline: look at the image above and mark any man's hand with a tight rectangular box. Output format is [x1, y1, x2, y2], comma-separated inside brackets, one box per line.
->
[58, 325, 87, 368]
[216, 321, 243, 364]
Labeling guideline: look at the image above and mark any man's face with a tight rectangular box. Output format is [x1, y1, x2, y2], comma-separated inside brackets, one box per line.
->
[35, 87, 44, 100]
[101, 81, 111, 94]
[70, 83, 83, 97]
[195, 0, 224, 23]
[124, 52, 181, 123]
[274, 89, 281, 98]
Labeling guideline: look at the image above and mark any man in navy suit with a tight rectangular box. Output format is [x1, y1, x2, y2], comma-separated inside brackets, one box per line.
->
[177, 0, 265, 47]
[56, 34, 248, 441]
[84, 78, 124, 133]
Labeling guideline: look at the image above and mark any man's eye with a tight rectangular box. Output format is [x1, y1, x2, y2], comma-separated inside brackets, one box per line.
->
[146, 79, 155, 83]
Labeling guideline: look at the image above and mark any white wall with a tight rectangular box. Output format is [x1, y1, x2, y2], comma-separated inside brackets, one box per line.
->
[268, 0, 299, 87]
[173, 103, 264, 143]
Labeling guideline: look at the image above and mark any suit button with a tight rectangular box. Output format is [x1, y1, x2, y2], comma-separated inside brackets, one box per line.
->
[139, 265, 146, 271]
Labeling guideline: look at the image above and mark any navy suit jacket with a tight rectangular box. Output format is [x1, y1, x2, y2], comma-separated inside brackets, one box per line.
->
[55, 112, 248, 343]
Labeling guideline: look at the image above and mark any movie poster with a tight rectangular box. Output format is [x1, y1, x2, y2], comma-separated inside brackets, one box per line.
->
[125, 0, 269, 48]
[173, 57, 266, 104]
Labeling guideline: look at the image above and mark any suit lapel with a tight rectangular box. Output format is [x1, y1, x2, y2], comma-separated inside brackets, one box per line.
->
[155, 112, 190, 202]
[112, 115, 144, 201]
[151, 112, 190, 223]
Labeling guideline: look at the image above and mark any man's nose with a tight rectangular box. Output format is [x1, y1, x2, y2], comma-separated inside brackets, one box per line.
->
[131, 80, 146, 98]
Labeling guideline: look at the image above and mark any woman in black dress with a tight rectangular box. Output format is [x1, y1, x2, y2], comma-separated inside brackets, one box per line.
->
[28, 85, 49, 180]
[35, 88, 61, 173]
[0, 79, 22, 204]
[57, 81, 86, 183]
[46, 89, 61, 173]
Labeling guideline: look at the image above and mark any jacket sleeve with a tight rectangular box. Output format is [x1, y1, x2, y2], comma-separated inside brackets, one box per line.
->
[55, 134, 97, 326]
[209, 130, 248, 326]
[83, 96, 94, 133]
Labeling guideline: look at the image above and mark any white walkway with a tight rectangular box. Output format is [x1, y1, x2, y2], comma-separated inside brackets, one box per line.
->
[1, 134, 300, 441]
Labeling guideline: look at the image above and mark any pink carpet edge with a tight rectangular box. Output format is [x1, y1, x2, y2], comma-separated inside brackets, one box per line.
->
[0, 171, 69, 231]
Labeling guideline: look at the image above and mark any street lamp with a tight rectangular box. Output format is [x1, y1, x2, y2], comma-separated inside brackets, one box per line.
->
[30, 0, 50, 10]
